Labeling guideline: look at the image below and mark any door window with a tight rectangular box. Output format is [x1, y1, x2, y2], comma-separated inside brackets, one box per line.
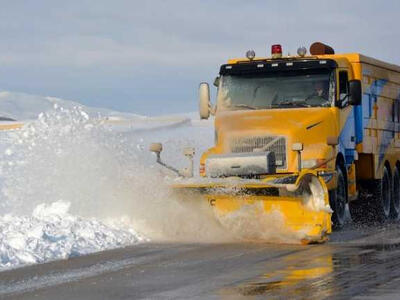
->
[339, 71, 349, 102]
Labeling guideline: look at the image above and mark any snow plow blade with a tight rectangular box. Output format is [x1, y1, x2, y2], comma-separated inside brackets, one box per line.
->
[172, 170, 332, 244]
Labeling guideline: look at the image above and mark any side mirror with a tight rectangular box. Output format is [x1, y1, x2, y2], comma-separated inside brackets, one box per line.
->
[199, 82, 211, 119]
[349, 80, 362, 106]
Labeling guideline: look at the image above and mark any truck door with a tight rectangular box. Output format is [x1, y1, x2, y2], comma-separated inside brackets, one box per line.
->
[338, 69, 356, 166]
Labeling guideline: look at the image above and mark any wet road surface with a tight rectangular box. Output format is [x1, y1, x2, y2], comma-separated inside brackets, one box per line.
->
[2, 224, 400, 299]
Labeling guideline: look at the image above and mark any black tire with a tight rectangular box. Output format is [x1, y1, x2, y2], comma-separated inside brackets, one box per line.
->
[330, 165, 347, 229]
[349, 198, 366, 223]
[374, 166, 391, 222]
[390, 167, 400, 219]
[350, 166, 391, 224]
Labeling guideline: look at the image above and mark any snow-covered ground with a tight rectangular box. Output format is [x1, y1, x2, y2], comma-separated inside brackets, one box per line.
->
[0, 90, 215, 270]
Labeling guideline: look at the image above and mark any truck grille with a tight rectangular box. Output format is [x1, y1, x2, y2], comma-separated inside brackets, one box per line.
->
[229, 136, 287, 168]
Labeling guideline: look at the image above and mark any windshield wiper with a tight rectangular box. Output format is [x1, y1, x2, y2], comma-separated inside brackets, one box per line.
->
[231, 104, 257, 110]
[271, 100, 310, 108]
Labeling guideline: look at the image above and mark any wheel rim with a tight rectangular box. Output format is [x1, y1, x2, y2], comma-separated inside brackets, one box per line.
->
[383, 168, 391, 217]
[393, 170, 400, 216]
[336, 170, 346, 224]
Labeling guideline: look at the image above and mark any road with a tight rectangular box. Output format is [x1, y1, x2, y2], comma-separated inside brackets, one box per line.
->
[2, 224, 400, 299]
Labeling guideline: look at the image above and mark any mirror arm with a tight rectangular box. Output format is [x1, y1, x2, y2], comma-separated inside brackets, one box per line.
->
[210, 104, 216, 116]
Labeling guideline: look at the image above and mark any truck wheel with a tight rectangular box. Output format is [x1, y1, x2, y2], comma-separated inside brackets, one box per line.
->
[349, 192, 369, 223]
[349, 167, 391, 224]
[330, 166, 347, 229]
[390, 167, 400, 219]
[373, 166, 391, 222]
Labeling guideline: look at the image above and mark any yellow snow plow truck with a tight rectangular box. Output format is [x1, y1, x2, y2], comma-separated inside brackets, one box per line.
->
[150, 42, 400, 243]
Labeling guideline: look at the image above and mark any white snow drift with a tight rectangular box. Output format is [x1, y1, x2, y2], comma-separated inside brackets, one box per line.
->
[0, 90, 215, 271]
[0, 201, 145, 269]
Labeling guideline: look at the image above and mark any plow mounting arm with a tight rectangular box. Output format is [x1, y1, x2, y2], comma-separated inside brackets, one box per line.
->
[149, 143, 195, 178]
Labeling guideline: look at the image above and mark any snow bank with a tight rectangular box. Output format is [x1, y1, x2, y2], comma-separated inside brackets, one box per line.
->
[0, 99, 219, 271]
[0, 90, 147, 121]
[0, 90, 193, 132]
[0, 103, 153, 271]
[0, 200, 145, 270]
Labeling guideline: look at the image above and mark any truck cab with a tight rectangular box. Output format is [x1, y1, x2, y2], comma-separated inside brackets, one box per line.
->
[198, 43, 362, 228]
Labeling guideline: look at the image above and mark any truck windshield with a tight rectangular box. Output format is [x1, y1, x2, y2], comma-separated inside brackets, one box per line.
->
[217, 69, 335, 111]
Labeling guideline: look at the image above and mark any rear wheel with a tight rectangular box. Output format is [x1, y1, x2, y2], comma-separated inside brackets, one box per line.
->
[330, 165, 347, 229]
[375, 166, 391, 222]
[349, 165, 391, 223]
[390, 167, 400, 219]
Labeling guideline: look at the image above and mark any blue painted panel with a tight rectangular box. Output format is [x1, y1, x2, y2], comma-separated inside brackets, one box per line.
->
[376, 89, 400, 167]
[345, 148, 355, 165]
[340, 79, 387, 165]
[378, 130, 394, 165]
[339, 106, 355, 166]
[371, 79, 388, 96]
[369, 95, 372, 117]
[354, 100, 363, 144]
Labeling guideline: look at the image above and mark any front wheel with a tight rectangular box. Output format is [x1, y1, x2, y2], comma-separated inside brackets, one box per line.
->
[330, 166, 347, 229]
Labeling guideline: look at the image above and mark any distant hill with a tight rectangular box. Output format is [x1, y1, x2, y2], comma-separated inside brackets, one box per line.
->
[0, 91, 142, 121]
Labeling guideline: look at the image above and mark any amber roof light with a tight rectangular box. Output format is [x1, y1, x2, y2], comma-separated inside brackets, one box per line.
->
[310, 42, 335, 55]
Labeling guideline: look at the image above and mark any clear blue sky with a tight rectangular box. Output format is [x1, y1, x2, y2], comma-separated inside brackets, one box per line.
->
[0, 0, 399, 115]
